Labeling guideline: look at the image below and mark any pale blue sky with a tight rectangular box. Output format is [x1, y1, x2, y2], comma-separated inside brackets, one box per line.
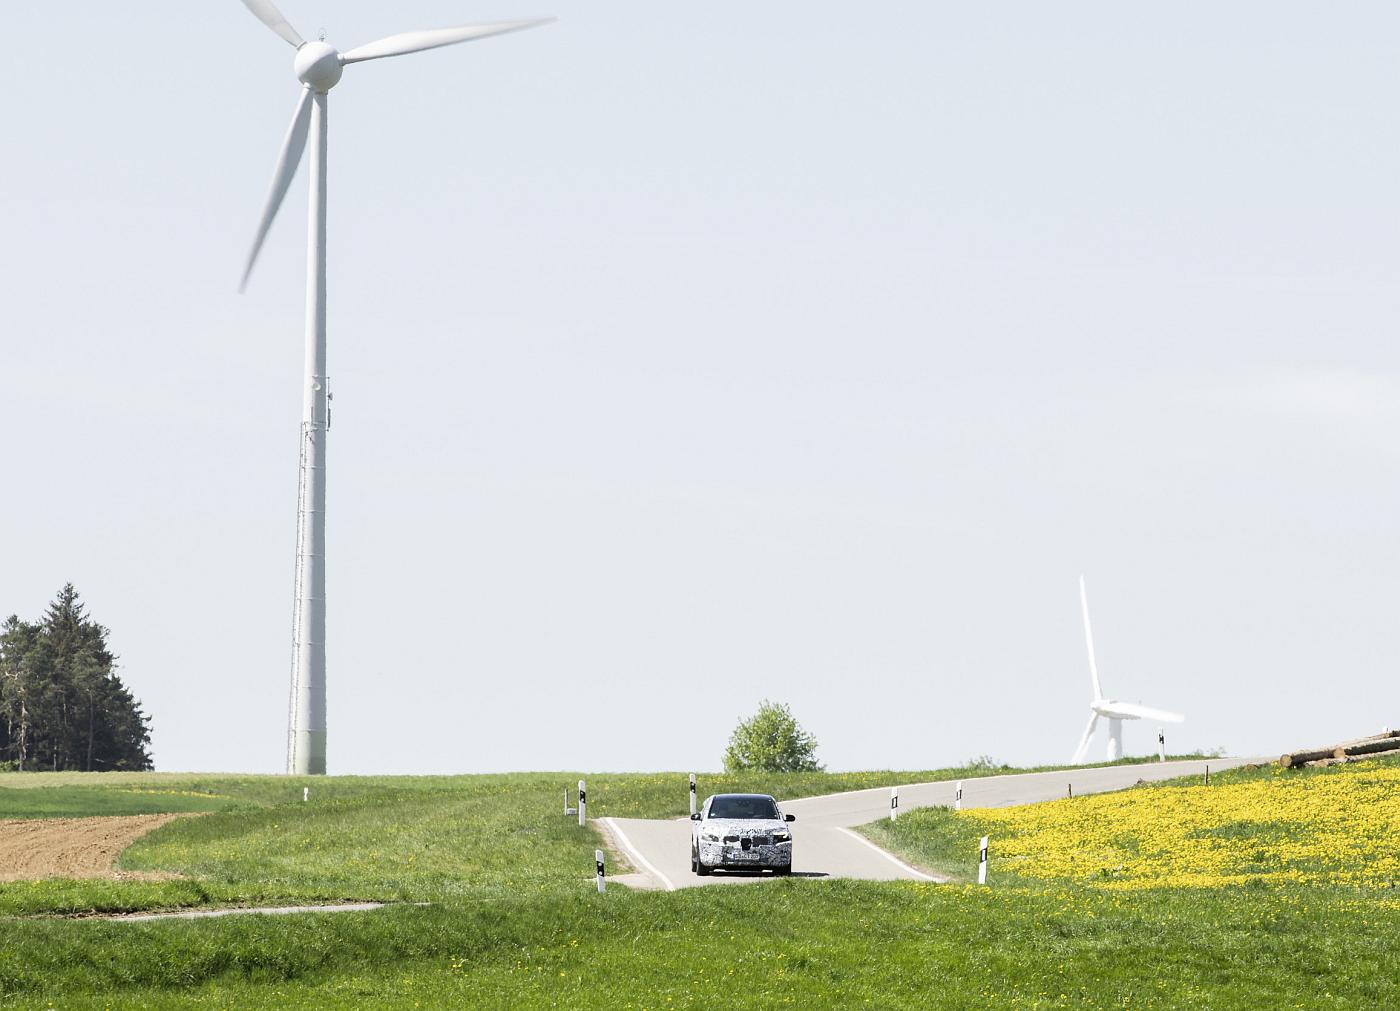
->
[2, 2, 1397, 773]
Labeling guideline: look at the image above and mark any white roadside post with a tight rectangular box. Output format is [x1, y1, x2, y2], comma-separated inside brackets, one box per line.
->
[303, 787, 308, 803]
[978, 836, 989, 885]
[955, 781, 963, 811]
[564, 786, 570, 814]
[595, 849, 605, 893]
[689, 774, 697, 817]
[1158, 728, 1166, 763]
[890, 786, 899, 822]
[578, 779, 587, 827]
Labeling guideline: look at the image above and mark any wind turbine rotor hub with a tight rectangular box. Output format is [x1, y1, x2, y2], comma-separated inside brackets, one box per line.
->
[294, 41, 343, 91]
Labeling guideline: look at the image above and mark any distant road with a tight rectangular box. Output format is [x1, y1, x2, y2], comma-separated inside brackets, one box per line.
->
[602, 758, 1254, 891]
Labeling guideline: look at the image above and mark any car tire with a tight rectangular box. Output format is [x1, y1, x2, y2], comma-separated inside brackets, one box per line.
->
[774, 863, 792, 876]
[691, 847, 698, 874]
[696, 852, 712, 877]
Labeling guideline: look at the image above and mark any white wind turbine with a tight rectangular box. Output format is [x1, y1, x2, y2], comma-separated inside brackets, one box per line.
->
[235, 1, 554, 775]
[1071, 577, 1184, 763]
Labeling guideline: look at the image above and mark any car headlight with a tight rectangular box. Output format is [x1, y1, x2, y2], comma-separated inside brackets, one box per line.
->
[771, 831, 791, 843]
[701, 832, 720, 842]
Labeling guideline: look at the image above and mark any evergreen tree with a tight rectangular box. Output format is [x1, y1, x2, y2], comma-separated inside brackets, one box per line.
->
[0, 616, 38, 771]
[0, 585, 152, 771]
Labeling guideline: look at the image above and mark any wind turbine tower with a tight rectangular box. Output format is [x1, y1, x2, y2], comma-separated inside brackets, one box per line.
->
[234, 1, 554, 774]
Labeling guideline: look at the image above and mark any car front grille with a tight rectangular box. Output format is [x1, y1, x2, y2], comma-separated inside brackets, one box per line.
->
[718, 833, 778, 848]
[729, 836, 770, 849]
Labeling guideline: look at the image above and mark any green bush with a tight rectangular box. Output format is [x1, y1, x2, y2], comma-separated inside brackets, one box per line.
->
[723, 700, 822, 773]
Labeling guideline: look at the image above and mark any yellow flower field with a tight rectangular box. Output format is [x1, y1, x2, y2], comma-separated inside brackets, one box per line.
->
[970, 764, 1400, 890]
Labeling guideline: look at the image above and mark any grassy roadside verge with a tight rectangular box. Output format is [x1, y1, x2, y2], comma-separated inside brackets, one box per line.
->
[10, 758, 1392, 1008]
[7, 878, 1397, 1008]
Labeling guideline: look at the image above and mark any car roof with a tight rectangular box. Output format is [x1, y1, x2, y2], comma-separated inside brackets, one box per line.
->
[708, 793, 778, 801]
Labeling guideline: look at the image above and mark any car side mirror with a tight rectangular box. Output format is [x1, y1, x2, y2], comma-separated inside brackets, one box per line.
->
[690, 813, 701, 821]
[785, 814, 796, 822]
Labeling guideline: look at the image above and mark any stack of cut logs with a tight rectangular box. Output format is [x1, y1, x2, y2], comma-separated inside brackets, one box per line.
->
[1278, 729, 1400, 769]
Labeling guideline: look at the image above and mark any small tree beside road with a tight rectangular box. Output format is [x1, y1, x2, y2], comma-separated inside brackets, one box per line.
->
[723, 700, 822, 773]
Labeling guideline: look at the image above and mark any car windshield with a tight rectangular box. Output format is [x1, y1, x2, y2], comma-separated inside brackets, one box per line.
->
[708, 796, 780, 820]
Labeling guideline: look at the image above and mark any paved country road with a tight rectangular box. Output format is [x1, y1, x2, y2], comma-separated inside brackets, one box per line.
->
[601, 758, 1255, 891]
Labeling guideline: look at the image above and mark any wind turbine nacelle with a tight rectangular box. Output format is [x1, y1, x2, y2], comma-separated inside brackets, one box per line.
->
[1092, 701, 1143, 721]
[295, 42, 344, 92]
[1091, 699, 1184, 723]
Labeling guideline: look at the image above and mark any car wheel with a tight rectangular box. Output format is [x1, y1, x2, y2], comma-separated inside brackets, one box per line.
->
[774, 863, 792, 876]
[690, 846, 698, 874]
[696, 851, 712, 876]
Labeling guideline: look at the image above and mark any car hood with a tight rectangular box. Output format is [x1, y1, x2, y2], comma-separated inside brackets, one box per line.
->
[700, 818, 788, 836]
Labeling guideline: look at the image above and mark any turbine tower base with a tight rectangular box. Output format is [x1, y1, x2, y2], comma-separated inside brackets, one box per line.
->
[1106, 718, 1123, 761]
[290, 729, 327, 775]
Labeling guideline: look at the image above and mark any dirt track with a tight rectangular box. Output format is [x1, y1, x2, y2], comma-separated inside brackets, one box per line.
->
[0, 814, 187, 881]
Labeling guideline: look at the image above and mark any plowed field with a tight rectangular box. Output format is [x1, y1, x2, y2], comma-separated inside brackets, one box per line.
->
[0, 814, 186, 880]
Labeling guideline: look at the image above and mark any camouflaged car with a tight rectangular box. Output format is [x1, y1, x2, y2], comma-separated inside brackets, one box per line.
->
[690, 793, 796, 875]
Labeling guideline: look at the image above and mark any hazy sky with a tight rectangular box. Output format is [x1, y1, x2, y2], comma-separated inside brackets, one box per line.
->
[3, 2, 1397, 775]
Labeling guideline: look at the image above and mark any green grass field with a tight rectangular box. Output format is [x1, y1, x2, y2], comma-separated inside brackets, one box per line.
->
[2, 760, 1397, 1008]
[0, 759, 1169, 917]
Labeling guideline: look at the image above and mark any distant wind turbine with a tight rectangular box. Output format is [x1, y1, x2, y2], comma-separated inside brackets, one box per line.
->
[1071, 577, 1184, 763]
[235, 0, 554, 774]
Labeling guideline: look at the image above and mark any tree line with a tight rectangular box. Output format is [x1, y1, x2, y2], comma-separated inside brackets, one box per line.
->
[0, 584, 153, 771]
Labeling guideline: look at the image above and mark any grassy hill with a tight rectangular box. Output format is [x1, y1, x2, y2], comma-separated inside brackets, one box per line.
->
[0, 765, 1035, 916]
[1, 760, 1397, 1008]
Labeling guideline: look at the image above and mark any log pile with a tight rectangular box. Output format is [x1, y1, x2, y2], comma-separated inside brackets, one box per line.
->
[1278, 729, 1400, 769]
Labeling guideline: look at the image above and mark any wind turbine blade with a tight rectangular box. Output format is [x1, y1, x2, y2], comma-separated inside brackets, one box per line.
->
[1110, 702, 1185, 723]
[1079, 576, 1103, 701]
[340, 18, 556, 64]
[1071, 711, 1099, 764]
[240, 89, 314, 293]
[239, 0, 304, 48]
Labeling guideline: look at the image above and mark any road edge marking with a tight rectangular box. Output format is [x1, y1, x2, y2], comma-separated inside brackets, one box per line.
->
[601, 817, 676, 892]
[835, 826, 943, 882]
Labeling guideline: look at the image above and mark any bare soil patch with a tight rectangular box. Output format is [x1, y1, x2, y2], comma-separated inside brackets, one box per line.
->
[0, 814, 189, 881]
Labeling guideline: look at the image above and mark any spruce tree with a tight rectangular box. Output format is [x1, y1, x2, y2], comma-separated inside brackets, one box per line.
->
[0, 585, 152, 771]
